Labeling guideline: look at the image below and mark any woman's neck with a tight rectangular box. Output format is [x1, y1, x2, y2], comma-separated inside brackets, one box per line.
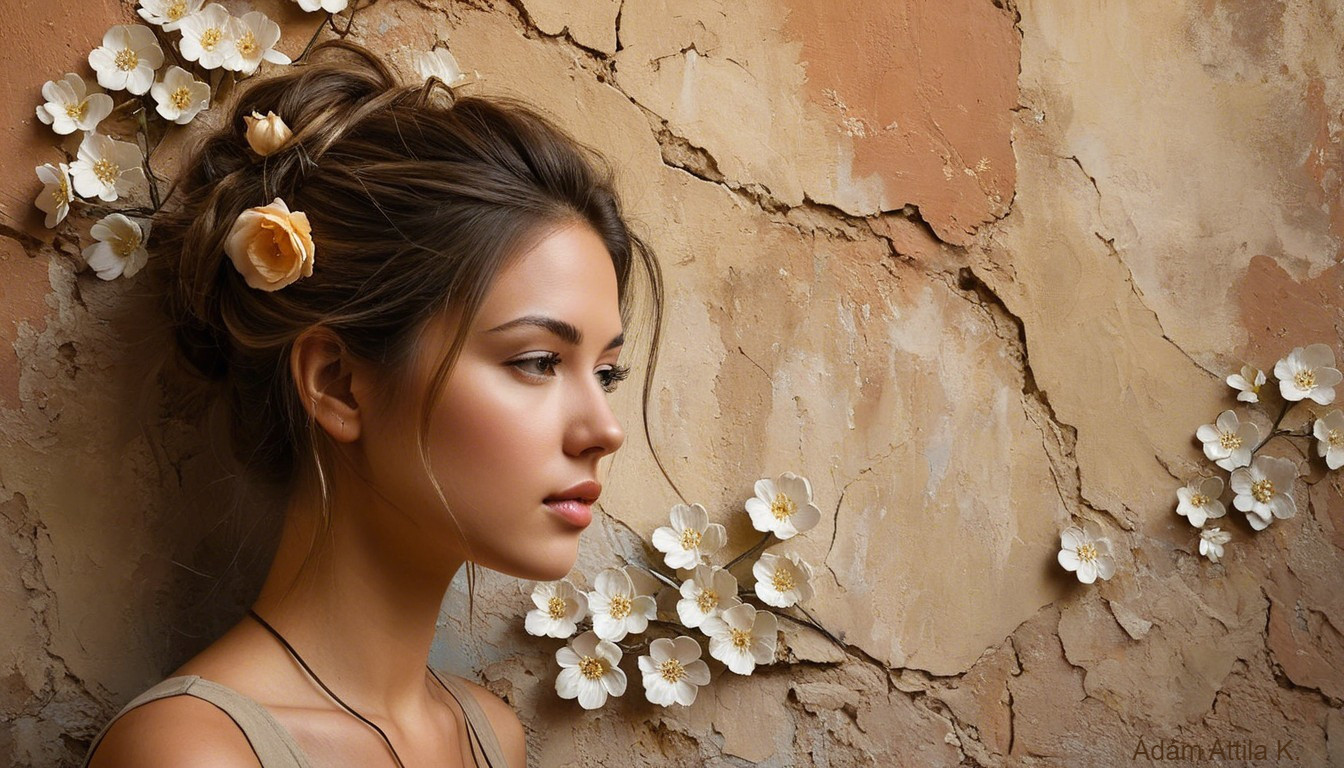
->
[251, 486, 464, 718]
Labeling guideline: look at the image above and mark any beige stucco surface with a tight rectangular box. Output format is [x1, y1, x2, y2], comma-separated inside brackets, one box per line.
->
[2, 0, 1342, 765]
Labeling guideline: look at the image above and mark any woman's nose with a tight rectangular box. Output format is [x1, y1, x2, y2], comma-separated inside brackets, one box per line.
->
[567, 378, 625, 458]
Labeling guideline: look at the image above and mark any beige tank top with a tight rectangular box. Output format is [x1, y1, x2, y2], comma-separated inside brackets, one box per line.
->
[80, 670, 508, 768]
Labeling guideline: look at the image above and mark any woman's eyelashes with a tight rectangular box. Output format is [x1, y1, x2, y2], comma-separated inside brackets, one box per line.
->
[509, 353, 630, 392]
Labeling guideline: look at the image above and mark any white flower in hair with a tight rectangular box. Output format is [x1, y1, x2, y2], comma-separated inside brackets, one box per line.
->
[83, 214, 150, 280]
[1174, 476, 1226, 528]
[1198, 527, 1231, 563]
[36, 73, 114, 135]
[414, 47, 469, 87]
[638, 637, 711, 707]
[1313, 409, 1344, 471]
[1195, 410, 1258, 471]
[752, 550, 815, 608]
[150, 66, 211, 125]
[34, 163, 74, 228]
[700, 603, 778, 675]
[137, 0, 204, 31]
[651, 503, 726, 570]
[745, 471, 822, 540]
[178, 4, 237, 71]
[524, 579, 587, 639]
[225, 11, 291, 76]
[88, 24, 163, 96]
[1226, 364, 1266, 403]
[587, 567, 655, 642]
[1230, 455, 1297, 531]
[555, 631, 625, 710]
[70, 133, 145, 202]
[295, 0, 350, 13]
[1274, 344, 1342, 405]
[676, 564, 740, 629]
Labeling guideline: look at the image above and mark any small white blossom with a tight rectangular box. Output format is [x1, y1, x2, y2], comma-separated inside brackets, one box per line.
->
[1313, 409, 1344, 471]
[651, 502, 726, 570]
[150, 66, 211, 125]
[225, 11, 291, 76]
[34, 163, 74, 228]
[1195, 409, 1259, 471]
[1230, 455, 1298, 531]
[178, 4, 237, 70]
[745, 471, 822, 540]
[588, 567, 655, 642]
[88, 24, 163, 96]
[1175, 476, 1226, 528]
[414, 46, 469, 87]
[524, 579, 587, 639]
[638, 636, 711, 707]
[676, 564, 740, 629]
[555, 631, 626, 710]
[137, 0, 204, 31]
[701, 603, 778, 675]
[70, 133, 145, 202]
[752, 550, 815, 608]
[1056, 520, 1116, 584]
[1226, 364, 1267, 403]
[295, 0, 349, 13]
[35, 73, 114, 135]
[83, 214, 150, 280]
[1198, 527, 1232, 563]
[1274, 344, 1341, 405]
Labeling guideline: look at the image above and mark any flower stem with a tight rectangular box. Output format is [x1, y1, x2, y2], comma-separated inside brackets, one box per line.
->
[725, 532, 773, 570]
[135, 100, 162, 211]
[631, 562, 680, 590]
[1250, 399, 1293, 456]
[295, 14, 331, 63]
[769, 603, 846, 652]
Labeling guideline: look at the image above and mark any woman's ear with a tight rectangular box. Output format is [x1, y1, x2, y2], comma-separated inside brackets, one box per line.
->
[291, 328, 364, 443]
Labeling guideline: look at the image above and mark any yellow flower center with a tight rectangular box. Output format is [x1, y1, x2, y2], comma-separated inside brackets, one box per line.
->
[236, 29, 258, 57]
[729, 627, 751, 650]
[546, 596, 567, 620]
[51, 176, 71, 207]
[1219, 431, 1242, 451]
[93, 158, 119, 186]
[771, 568, 796, 593]
[170, 86, 193, 111]
[1189, 493, 1208, 508]
[1076, 543, 1098, 563]
[679, 528, 701, 550]
[1251, 478, 1274, 504]
[658, 658, 686, 684]
[200, 27, 222, 51]
[771, 493, 796, 521]
[695, 588, 718, 614]
[1294, 369, 1317, 391]
[65, 100, 89, 122]
[607, 594, 631, 620]
[1329, 429, 1344, 448]
[167, 0, 187, 20]
[114, 48, 139, 71]
[577, 656, 606, 680]
[114, 232, 143, 259]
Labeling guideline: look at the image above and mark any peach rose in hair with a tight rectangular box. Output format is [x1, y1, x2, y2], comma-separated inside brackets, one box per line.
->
[243, 110, 292, 156]
[225, 197, 315, 291]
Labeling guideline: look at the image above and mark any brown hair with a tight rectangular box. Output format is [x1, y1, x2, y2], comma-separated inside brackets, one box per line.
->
[148, 40, 668, 586]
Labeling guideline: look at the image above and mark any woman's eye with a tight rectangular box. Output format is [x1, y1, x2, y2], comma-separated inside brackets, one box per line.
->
[510, 353, 561, 379]
[598, 364, 631, 393]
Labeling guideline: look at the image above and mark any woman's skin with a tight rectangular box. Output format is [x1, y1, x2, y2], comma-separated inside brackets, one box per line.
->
[91, 220, 627, 767]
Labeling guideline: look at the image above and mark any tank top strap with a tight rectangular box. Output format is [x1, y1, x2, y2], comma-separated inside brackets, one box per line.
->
[81, 675, 313, 768]
[428, 669, 510, 768]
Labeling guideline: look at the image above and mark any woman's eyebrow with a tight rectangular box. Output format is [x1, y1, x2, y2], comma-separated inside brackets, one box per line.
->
[485, 314, 624, 350]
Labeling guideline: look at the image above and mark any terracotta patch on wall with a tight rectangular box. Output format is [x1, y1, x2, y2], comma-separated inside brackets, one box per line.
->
[1235, 253, 1344, 364]
[782, 0, 1020, 245]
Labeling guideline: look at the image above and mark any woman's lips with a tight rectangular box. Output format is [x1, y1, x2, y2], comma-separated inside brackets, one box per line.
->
[545, 499, 593, 528]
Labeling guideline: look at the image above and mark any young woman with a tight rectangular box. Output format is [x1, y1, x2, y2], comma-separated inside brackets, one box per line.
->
[83, 40, 664, 768]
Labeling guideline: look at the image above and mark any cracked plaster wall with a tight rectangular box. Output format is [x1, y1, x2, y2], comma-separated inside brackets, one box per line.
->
[2, 0, 1342, 765]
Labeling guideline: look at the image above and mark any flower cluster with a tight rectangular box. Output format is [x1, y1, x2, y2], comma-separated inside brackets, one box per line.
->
[1176, 344, 1341, 560]
[525, 472, 826, 709]
[32, 2, 473, 285]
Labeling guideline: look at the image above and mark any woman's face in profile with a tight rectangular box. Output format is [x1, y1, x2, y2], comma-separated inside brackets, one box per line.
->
[359, 221, 627, 581]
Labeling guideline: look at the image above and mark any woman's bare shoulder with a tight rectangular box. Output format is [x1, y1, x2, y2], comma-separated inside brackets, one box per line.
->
[447, 675, 527, 768]
[87, 693, 263, 768]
